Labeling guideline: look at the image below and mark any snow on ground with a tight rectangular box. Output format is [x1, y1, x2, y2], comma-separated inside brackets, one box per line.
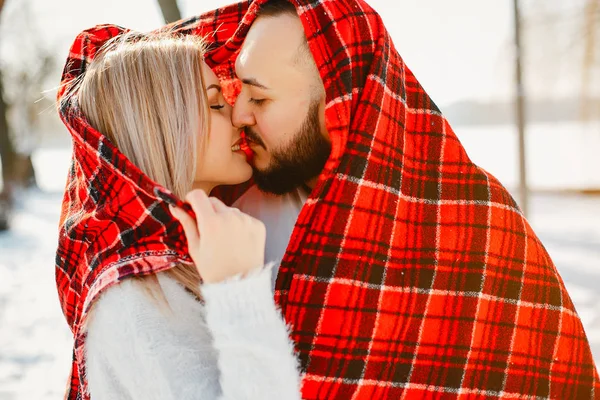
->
[0, 191, 72, 400]
[0, 148, 599, 399]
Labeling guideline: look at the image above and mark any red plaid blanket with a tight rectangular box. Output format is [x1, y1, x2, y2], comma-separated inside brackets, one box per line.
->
[56, 1, 599, 399]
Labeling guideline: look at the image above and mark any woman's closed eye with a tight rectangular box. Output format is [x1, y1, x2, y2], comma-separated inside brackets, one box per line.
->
[210, 104, 225, 110]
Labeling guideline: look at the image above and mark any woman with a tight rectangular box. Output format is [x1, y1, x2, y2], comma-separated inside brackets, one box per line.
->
[58, 30, 301, 399]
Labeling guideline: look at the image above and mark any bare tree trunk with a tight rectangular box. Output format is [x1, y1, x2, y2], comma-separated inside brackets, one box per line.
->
[0, 0, 12, 230]
[156, 0, 182, 24]
[0, 0, 14, 193]
[0, 0, 36, 196]
[581, 0, 599, 119]
[0, 69, 15, 188]
[513, 0, 529, 217]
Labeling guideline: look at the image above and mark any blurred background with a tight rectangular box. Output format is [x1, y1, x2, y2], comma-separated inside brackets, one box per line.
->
[0, 0, 598, 398]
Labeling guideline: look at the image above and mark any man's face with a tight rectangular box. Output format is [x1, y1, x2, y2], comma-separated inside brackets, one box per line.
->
[232, 13, 330, 194]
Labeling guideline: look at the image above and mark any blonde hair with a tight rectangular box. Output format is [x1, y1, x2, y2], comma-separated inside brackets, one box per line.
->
[77, 31, 210, 302]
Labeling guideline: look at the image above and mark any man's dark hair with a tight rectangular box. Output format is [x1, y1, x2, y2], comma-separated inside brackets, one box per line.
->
[256, 0, 298, 18]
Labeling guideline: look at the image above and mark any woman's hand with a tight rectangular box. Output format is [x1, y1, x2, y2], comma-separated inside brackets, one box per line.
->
[169, 189, 266, 284]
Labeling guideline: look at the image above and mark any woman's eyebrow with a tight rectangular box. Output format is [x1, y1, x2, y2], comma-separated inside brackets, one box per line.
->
[206, 84, 222, 92]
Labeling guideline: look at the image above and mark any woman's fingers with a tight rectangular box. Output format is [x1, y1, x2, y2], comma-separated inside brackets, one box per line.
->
[169, 205, 200, 248]
[208, 197, 229, 214]
[185, 189, 214, 228]
[174, 189, 266, 283]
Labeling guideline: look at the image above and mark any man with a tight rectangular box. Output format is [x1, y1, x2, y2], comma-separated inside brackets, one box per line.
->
[231, 1, 329, 275]
[217, 1, 600, 398]
[224, 0, 599, 398]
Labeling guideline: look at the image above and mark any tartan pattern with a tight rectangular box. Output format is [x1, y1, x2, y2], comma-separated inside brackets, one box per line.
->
[56, 0, 599, 399]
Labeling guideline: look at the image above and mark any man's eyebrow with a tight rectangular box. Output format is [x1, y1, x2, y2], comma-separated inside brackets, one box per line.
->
[206, 84, 222, 92]
[241, 78, 269, 90]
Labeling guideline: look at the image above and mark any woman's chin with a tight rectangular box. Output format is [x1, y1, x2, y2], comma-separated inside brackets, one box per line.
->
[223, 160, 253, 186]
[197, 155, 253, 190]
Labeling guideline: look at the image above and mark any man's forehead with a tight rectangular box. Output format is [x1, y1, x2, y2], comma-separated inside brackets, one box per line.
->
[236, 14, 306, 73]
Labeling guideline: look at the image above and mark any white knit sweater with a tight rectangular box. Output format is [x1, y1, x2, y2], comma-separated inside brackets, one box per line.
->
[85, 264, 302, 400]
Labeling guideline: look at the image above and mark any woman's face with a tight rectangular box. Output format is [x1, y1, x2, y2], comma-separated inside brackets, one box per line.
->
[193, 62, 252, 190]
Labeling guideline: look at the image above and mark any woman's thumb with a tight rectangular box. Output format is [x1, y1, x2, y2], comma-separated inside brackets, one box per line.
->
[169, 205, 200, 248]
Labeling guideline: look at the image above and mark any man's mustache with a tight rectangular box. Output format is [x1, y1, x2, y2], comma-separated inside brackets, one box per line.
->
[243, 127, 266, 149]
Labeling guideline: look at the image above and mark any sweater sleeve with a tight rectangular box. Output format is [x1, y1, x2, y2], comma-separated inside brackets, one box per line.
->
[84, 264, 302, 400]
[201, 264, 302, 400]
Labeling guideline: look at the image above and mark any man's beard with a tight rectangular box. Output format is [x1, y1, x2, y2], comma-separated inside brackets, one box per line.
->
[246, 100, 331, 195]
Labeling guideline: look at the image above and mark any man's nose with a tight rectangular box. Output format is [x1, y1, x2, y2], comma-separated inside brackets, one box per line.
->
[231, 98, 256, 129]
